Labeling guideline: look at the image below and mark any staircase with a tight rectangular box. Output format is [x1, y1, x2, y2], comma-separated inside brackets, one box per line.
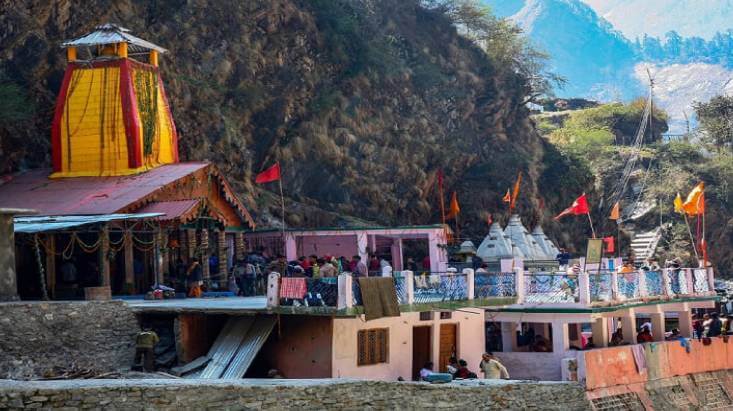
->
[629, 228, 662, 261]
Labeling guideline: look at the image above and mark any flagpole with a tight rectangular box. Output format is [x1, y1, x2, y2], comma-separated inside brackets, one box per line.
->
[683, 213, 699, 261]
[279, 177, 286, 237]
[587, 213, 596, 239]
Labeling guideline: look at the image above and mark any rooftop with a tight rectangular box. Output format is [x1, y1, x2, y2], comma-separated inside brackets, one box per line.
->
[62, 23, 167, 54]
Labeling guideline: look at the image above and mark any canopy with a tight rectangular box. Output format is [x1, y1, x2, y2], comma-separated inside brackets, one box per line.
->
[13, 213, 163, 233]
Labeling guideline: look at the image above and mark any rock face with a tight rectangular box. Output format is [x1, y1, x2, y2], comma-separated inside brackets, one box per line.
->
[0, 301, 139, 379]
[0, 0, 595, 248]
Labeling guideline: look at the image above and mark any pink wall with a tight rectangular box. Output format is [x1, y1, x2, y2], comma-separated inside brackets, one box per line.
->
[583, 337, 733, 390]
[297, 235, 358, 259]
[331, 309, 485, 380]
[494, 351, 578, 381]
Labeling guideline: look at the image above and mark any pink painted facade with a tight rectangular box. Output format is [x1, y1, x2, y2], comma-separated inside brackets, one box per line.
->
[246, 226, 449, 272]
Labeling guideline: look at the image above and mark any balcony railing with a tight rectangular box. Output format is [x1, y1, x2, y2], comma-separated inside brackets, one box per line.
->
[265, 266, 716, 310]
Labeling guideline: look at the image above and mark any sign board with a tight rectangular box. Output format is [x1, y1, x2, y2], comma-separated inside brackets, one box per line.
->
[585, 238, 603, 269]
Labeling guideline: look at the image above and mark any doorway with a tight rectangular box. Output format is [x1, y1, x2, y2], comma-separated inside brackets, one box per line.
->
[439, 323, 457, 373]
[412, 326, 432, 380]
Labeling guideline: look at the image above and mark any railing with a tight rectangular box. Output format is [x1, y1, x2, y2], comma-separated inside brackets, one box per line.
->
[265, 266, 715, 310]
[413, 272, 469, 303]
[524, 272, 579, 304]
[589, 271, 613, 302]
[474, 272, 516, 298]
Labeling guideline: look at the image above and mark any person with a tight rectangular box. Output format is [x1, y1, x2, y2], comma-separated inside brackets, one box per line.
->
[209, 254, 219, 278]
[620, 261, 636, 274]
[532, 335, 550, 352]
[641, 258, 660, 272]
[666, 328, 682, 341]
[186, 258, 203, 298]
[693, 314, 704, 340]
[419, 362, 434, 381]
[381, 259, 393, 277]
[309, 255, 320, 278]
[134, 326, 160, 372]
[610, 328, 624, 346]
[421, 255, 431, 272]
[446, 357, 459, 376]
[369, 255, 381, 273]
[406, 257, 418, 272]
[556, 248, 571, 269]
[454, 359, 474, 379]
[479, 352, 509, 379]
[320, 258, 337, 277]
[60, 257, 78, 283]
[637, 325, 653, 343]
[476, 263, 489, 274]
[269, 255, 287, 276]
[708, 312, 723, 337]
[299, 256, 312, 276]
[353, 255, 368, 277]
[379, 257, 391, 270]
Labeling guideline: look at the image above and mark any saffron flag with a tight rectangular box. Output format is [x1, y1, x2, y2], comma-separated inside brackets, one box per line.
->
[609, 201, 620, 220]
[554, 193, 590, 220]
[510, 171, 522, 210]
[673, 193, 684, 214]
[603, 236, 615, 254]
[502, 189, 511, 203]
[446, 191, 460, 219]
[682, 182, 705, 216]
[255, 162, 281, 184]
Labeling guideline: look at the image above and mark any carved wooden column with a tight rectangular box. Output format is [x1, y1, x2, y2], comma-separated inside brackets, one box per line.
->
[200, 228, 210, 282]
[99, 225, 110, 287]
[124, 230, 134, 290]
[235, 232, 245, 261]
[218, 230, 227, 287]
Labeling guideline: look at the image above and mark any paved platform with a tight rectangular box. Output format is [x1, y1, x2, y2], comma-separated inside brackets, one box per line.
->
[125, 296, 268, 314]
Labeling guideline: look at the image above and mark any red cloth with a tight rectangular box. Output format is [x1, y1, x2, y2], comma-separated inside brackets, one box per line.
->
[554, 193, 590, 220]
[422, 256, 431, 271]
[603, 236, 615, 254]
[280, 277, 307, 299]
[255, 163, 281, 184]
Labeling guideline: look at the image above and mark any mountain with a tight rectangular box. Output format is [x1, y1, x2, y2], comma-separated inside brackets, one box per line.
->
[484, 0, 641, 100]
[0, 0, 598, 251]
[583, 0, 733, 41]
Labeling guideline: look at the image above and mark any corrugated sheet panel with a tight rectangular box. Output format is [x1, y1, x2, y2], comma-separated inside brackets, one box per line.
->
[221, 316, 277, 379]
[13, 213, 163, 233]
[134, 200, 200, 223]
[199, 316, 253, 379]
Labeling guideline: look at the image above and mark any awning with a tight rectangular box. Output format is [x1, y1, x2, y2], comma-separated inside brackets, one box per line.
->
[134, 199, 201, 223]
[13, 213, 164, 233]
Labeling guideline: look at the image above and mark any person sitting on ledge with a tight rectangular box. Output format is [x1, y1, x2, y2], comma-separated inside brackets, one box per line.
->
[637, 325, 653, 343]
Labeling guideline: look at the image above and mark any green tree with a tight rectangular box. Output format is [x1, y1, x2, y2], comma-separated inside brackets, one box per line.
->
[694, 95, 733, 153]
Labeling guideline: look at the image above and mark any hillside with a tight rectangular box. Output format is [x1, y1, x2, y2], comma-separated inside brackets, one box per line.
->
[0, 0, 598, 252]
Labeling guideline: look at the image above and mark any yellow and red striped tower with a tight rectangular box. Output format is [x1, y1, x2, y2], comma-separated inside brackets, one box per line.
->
[51, 24, 178, 177]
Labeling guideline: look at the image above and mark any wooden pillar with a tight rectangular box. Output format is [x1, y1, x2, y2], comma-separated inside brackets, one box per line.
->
[235, 232, 245, 261]
[124, 230, 134, 290]
[218, 230, 227, 287]
[100, 225, 110, 287]
[650, 312, 665, 342]
[45, 234, 56, 299]
[200, 229, 210, 282]
[161, 230, 169, 284]
[187, 228, 197, 260]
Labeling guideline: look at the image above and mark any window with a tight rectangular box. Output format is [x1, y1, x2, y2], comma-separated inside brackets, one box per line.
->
[420, 311, 433, 321]
[357, 328, 389, 366]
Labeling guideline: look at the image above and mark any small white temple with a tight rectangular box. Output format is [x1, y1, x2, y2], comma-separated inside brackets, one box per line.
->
[504, 214, 550, 260]
[531, 225, 560, 258]
[476, 222, 514, 260]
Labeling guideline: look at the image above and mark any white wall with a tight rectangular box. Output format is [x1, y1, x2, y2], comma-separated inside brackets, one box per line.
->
[331, 308, 485, 380]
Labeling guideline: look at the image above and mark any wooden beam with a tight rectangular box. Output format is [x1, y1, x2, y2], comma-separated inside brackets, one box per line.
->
[45, 234, 56, 299]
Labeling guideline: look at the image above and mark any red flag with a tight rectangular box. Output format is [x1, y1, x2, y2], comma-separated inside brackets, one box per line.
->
[554, 193, 590, 220]
[603, 236, 615, 254]
[255, 162, 281, 184]
[487, 213, 493, 226]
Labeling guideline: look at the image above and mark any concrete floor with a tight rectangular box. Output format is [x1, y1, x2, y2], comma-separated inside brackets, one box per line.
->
[124, 296, 268, 313]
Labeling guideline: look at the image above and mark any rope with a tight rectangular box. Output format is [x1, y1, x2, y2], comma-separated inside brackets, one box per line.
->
[34, 235, 49, 301]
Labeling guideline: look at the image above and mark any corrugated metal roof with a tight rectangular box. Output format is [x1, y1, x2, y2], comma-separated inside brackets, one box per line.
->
[13, 213, 163, 233]
[200, 317, 254, 379]
[0, 163, 208, 216]
[221, 316, 276, 379]
[62, 23, 168, 53]
[135, 199, 201, 223]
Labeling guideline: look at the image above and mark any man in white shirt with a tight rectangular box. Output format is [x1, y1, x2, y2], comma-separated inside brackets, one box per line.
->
[480, 352, 509, 379]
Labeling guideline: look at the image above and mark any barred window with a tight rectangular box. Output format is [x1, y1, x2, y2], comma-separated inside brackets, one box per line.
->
[357, 328, 389, 366]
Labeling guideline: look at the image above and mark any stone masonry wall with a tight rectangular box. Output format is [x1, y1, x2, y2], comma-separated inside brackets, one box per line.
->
[0, 301, 139, 379]
[0, 379, 590, 410]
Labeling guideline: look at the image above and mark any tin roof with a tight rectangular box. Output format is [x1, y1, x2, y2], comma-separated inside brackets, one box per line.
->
[13, 213, 164, 233]
[135, 199, 201, 223]
[0, 163, 209, 216]
[62, 23, 168, 53]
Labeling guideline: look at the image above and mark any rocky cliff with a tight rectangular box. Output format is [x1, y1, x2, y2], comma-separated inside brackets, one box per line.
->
[0, 0, 595, 250]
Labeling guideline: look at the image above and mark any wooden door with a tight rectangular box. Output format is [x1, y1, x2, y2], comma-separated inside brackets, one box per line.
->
[412, 326, 432, 380]
[439, 323, 457, 373]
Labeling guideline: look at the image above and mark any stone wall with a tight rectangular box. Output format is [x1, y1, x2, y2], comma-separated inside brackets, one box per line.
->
[0, 301, 139, 379]
[0, 379, 590, 410]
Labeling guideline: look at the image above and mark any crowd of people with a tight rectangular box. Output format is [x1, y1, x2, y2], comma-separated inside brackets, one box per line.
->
[418, 353, 509, 381]
[175, 249, 433, 298]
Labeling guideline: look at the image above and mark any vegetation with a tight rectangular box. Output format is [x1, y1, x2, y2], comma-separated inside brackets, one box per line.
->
[635, 30, 733, 68]
[693, 95, 733, 153]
